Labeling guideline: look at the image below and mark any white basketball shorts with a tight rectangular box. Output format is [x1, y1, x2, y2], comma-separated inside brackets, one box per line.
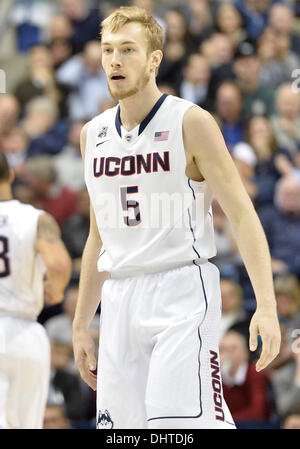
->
[96, 262, 236, 429]
[0, 316, 50, 429]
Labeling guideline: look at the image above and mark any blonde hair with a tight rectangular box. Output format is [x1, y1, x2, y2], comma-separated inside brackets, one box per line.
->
[101, 6, 164, 55]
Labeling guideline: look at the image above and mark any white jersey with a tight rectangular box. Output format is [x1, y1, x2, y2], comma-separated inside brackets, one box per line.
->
[0, 200, 46, 320]
[85, 94, 216, 278]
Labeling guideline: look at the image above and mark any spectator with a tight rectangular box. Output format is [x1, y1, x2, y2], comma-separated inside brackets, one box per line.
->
[0, 95, 20, 138]
[271, 83, 300, 157]
[53, 121, 85, 192]
[59, 0, 102, 54]
[220, 330, 272, 427]
[131, 0, 166, 34]
[157, 9, 191, 88]
[179, 53, 212, 109]
[219, 277, 249, 340]
[233, 39, 275, 120]
[186, 0, 213, 47]
[48, 339, 86, 422]
[274, 274, 300, 337]
[14, 44, 68, 118]
[21, 155, 78, 226]
[43, 403, 72, 429]
[233, 116, 293, 209]
[48, 38, 74, 72]
[61, 189, 90, 271]
[9, 0, 56, 53]
[1, 127, 29, 177]
[258, 27, 300, 89]
[203, 34, 235, 104]
[45, 282, 99, 350]
[46, 14, 74, 69]
[258, 28, 300, 88]
[271, 337, 300, 420]
[234, 0, 274, 41]
[215, 81, 245, 150]
[268, 3, 300, 54]
[47, 13, 73, 43]
[215, 3, 247, 49]
[21, 96, 69, 157]
[55, 40, 109, 121]
[259, 175, 300, 276]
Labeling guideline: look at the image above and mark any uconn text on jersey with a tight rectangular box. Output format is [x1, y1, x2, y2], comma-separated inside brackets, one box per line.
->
[93, 151, 170, 177]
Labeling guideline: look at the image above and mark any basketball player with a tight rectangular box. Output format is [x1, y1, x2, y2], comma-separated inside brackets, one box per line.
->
[0, 153, 72, 428]
[72, 6, 281, 429]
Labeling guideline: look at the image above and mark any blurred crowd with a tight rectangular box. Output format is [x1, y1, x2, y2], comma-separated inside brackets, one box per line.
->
[0, 0, 300, 430]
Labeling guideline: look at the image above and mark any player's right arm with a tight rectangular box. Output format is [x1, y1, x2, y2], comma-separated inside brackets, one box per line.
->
[72, 122, 109, 391]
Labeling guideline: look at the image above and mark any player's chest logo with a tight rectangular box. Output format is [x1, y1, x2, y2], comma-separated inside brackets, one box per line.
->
[98, 126, 108, 138]
[93, 151, 170, 177]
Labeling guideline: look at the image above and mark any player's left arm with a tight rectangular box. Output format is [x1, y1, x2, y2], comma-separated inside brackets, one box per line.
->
[183, 106, 281, 372]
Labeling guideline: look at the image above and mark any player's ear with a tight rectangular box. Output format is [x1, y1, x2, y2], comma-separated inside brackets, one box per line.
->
[150, 50, 163, 74]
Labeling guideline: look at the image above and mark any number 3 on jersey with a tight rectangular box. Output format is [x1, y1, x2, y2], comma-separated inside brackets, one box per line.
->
[0, 236, 10, 278]
[120, 186, 141, 227]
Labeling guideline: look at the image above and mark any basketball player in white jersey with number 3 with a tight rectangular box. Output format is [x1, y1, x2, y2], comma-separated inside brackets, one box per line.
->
[72, 6, 281, 429]
[0, 154, 72, 428]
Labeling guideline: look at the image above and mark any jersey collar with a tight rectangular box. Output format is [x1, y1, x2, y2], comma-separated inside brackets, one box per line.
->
[115, 93, 168, 138]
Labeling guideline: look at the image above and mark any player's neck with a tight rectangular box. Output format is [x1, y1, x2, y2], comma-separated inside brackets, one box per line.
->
[0, 184, 13, 201]
[118, 84, 163, 132]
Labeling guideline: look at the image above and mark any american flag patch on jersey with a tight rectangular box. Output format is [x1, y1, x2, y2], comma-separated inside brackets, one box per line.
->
[154, 131, 169, 141]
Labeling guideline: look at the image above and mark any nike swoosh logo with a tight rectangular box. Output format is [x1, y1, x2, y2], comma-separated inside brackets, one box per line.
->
[96, 140, 109, 147]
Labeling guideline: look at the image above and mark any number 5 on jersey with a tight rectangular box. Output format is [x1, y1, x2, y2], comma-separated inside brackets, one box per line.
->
[120, 186, 141, 227]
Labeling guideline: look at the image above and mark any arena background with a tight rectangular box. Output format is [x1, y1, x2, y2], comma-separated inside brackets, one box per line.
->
[0, 0, 300, 429]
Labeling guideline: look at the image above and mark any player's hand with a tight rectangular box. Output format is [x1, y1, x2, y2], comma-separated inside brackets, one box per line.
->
[72, 329, 97, 391]
[249, 307, 281, 372]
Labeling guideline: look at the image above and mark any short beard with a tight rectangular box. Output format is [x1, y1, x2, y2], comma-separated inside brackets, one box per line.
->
[108, 70, 151, 100]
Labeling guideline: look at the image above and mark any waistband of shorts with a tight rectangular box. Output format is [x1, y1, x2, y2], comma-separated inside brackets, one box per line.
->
[109, 259, 209, 280]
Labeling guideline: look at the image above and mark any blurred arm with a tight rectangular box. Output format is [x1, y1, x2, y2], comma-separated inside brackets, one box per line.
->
[35, 212, 72, 304]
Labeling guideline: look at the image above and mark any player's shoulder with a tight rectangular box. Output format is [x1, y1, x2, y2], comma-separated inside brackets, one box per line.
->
[165, 95, 207, 120]
[82, 105, 118, 143]
[88, 104, 118, 129]
[17, 201, 46, 215]
[7, 200, 44, 226]
[165, 94, 198, 109]
[182, 101, 215, 129]
[9, 199, 41, 214]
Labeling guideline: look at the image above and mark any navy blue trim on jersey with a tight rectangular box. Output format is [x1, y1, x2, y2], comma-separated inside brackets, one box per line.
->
[115, 94, 168, 138]
[98, 249, 106, 260]
[226, 420, 236, 426]
[188, 178, 196, 200]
